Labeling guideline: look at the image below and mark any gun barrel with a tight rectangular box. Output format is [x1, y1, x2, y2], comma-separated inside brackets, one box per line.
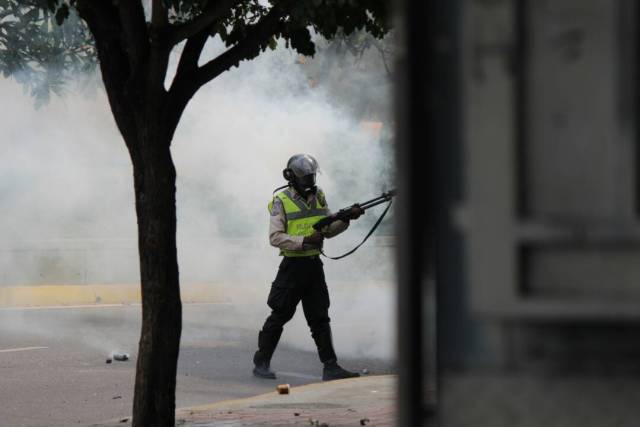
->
[359, 189, 397, 211]
[313, 189, 396, 231]
[360, 198, 389, 210]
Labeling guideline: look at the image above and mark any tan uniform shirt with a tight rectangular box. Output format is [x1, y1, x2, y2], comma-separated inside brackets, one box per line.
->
[269, 187, 349, 252]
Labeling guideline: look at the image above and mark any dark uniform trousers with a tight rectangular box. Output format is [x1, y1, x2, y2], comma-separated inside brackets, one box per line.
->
[254, 256, 337, 365]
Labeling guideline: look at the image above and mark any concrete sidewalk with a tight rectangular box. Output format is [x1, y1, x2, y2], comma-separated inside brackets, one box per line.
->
[97, 375, 395, 427]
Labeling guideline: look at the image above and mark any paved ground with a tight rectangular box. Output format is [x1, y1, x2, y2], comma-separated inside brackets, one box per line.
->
[94, 375, 395, 427]
[0, 304, 394, 427]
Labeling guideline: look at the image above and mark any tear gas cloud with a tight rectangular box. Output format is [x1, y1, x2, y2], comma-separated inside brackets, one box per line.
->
[0, 37, 395, 359]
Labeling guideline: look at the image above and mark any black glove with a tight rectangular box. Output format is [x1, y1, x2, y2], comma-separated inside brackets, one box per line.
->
[347, 205, 365, 220]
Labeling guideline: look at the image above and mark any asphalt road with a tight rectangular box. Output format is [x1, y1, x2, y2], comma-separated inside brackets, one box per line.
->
[0, 303, 394, 427]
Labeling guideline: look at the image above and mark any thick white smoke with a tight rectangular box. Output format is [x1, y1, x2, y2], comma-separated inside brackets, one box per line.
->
[0, 38, 395, 359]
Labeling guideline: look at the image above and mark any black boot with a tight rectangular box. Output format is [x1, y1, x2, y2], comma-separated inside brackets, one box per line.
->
[253, 359, 277, 379]
[252, 328, 282, 379]
[322, 362, 360, 381]
[311, 325, 338, 365]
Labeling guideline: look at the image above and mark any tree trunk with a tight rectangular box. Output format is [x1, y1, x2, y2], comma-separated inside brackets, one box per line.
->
[75, 4, 185, 425]
[130, 124, 182, 427]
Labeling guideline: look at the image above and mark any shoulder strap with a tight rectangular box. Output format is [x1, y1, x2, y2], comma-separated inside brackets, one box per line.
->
[272, 184, 288, 194]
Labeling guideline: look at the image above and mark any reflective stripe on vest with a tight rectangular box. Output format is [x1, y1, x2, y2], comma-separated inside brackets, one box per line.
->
[268, 188, 329, 257]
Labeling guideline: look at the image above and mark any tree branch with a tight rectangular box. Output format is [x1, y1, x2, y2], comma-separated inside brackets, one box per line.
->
[152, 0, 169, 28]
[167, 0, 243, 46]
[163, 4, 285, 142]
[175, 30, 209, 77]
[159, 28, 209, 142]
[116, 0, 149, 72]
[194, 5, 284, 87]
[76, 1, 141, 158]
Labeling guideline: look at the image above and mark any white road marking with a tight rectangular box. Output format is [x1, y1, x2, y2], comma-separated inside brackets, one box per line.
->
[277, 371, 322, 380]
[0, 346, 48, 353]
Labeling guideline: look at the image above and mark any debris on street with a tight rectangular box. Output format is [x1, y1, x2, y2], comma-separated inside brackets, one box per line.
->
[112, 353, 129, 361]
[277, 383, 290, 394]
[171, 375, 394, 426]
[308, 418, 330, 427]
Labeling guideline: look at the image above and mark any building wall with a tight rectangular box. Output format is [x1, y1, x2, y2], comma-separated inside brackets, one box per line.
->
[462, 0, 640, 366]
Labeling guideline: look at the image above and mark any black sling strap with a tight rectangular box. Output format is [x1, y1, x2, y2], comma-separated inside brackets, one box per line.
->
[320, 199, 393, 260]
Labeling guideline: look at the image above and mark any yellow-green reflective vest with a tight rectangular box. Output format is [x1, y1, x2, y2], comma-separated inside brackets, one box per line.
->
[268, 188, 329, 257]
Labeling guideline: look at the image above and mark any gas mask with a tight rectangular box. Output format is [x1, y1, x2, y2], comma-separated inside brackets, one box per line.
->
[283, 154, 319, 197]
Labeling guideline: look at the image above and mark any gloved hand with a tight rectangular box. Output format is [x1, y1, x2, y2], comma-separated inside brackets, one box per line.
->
[347, 205, 365, 220]
[303, 231, 324, 247]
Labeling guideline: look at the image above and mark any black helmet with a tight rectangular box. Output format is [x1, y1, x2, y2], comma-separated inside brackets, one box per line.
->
[283, 154, 319, 196]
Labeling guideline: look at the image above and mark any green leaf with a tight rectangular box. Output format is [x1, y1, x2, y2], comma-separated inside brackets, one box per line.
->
[267, 36, 277, 51]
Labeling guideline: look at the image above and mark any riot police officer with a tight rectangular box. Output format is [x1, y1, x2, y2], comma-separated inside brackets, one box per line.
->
[253, 154, 364, 381]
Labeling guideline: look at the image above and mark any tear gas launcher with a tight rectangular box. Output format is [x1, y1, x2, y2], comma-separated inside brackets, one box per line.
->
[312, 189, 397, 260]
[313, 189, 397, 231]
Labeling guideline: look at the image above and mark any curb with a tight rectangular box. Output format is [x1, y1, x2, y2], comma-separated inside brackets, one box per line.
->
[91, 375, 395, 426]
[0, 283, 227, 308]
[180, 375, 388, 414]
